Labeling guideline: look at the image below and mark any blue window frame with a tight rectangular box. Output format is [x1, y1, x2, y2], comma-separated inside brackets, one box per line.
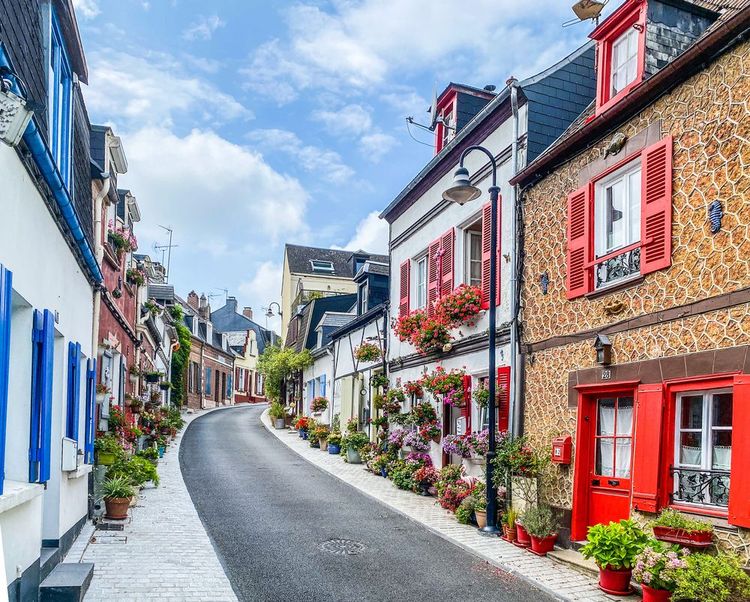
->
[49, 8, 73, 188]
[84, 358, 96, 464]
[30, 309, 55, 483]
[66, 341, 81, 441]
[320, 375, 326, 399]
[0, 264, 13, 495]
[205, 367, 211, 395]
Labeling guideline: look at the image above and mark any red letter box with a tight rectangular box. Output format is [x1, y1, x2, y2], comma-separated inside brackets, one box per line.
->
[551, 436, 571, 465]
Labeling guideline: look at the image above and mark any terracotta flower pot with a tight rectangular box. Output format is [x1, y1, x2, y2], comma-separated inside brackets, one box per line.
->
[514, 523, 531, 548]
[652, 525, 712, 548]
[529, 533, 557, 556]
[475, 509, 487, 529]
[104, 497, 130, 520]
[502, 524, 517, 542]
[320, 439, 328, 451]
[598, 565, 633, 596]
[641, 584, 672, 602]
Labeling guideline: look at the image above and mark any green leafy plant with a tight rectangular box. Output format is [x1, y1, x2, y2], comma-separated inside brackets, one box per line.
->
[137, 447, 159, 462]
[504, 507, 518, 528]
[108, 456, 160, 487]
[632, 540, 688, 592]
[455, 497, 475, 524]
[370, 372, 389, 390]
[101, 475, 135, 500]
[521, 505, 556, 538]
[257, 345, 313, 402]
[673, 552, 750, 602]
[580, 520, 649, 570]
[169, 304, 192, 407]
[327, 431, 342, 446]
[95, 434, 124, 457]
[650, 508, 714, 532]
[269, 401, 286, 420]
[343, 431, 369, 451]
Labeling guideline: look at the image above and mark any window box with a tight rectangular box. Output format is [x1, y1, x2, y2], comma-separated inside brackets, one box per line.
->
[652, 525, 713, 548]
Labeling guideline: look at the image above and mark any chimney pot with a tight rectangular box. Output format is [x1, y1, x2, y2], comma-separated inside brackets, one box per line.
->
[243, 307, 253, 320]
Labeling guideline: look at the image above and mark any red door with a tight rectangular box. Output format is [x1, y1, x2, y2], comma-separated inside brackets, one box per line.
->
[587, 396, 634, 528]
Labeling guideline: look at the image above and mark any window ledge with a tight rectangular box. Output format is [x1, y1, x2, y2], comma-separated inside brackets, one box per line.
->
[586, 276, 644, 299]
[66, 463, 93, 480]
[0, 480, 44, 515]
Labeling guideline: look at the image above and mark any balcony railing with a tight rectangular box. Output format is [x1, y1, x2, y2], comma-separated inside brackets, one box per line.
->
[670, 466, 730, 508]
[594, 246, 641, 290]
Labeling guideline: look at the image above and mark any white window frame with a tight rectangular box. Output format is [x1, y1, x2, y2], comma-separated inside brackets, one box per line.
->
[611, 27, 639, 96]
[594, 160, 641, 258]
[414, 255, 427, 310]
[310, 260, 334, 273]
[673, 388, 733, 508]
[359, 282, 368, 315]
[464, 227, 482, 288]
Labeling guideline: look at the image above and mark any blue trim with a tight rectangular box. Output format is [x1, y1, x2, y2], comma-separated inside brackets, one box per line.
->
[84, 358, 96, 463]
[49, 8, 73, 189]
[66, 341, 81, 441]
[30, 309, 54, 483]
[0, 44, 103, 284]
[0, 265, 12, 495]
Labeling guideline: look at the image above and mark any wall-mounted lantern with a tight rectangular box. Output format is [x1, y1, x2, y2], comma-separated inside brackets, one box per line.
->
[594, 333, 612, 366]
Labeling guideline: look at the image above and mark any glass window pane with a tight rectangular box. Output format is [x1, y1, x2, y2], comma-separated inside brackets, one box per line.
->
[615, 438, 632, 478]
[712, 430, 732, 470]
[680, 395, 704, 429]
[628, 170, 641, 244]
[679, 432, 702, 465]
[597, 398, 616, 436]
[616, 397, 634, 436]
[596, 438, 614, 477]
[606, 180, 625, 251]
[712, 393, 733, 427]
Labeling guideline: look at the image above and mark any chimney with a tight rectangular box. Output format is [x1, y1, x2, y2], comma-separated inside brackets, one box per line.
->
[243, 307, 253, 320]
[227, 296, 238, 313]
[187, 291, 199, 310]
[199, 293, 210, 320]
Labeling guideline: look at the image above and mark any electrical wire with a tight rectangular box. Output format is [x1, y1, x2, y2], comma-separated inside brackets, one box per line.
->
[405, 118, 435, 148]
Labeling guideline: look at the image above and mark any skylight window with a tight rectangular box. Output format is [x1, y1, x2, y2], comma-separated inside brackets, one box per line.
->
[310, 260, 334, 273]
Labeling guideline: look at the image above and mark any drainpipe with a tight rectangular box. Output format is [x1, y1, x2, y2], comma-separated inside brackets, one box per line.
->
[508, 77, 523, 438]
[91, 174, 110, 355]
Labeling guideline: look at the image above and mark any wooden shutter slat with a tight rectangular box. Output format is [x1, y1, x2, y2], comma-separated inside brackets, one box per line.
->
[640, 136, 673, 275]
[566, 185, 592, 299]
[427, 238, 441, 316]
[481, 203, 492, 309]
[84, 358, 96, 464]
[67, 341, 82, 441]
[440, 228, 455, 297]
[399, 260, 410, 317]
[497, 366, 510, 433]
[728, 375, 750, 527]
[0, 265, 12, 493]
[632, 383, 664, 513]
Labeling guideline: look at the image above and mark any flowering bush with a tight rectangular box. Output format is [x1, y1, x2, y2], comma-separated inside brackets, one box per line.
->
[370, 372, 389, 390]
[388, 429, 408, 449]
[354, 342, 381, 362]
[411, 317, 451, 354]
[410, 401, 437, 425]
[434, 284, 482, 327]
[294, 416, 311, 431]
[438, 478, 475, 512]
[492, 435, 543, 484]
[311, 396, 328, 412]
[403, 430, 430, 452]
[632, 541, 689, 591]
[418, 421, 441, 442]
[392, 310, 425, 342]
[405, 451, 432, 465]
[126, 268, 145, 286]
[468, 429, 507, 457]
[107, 221, 138, 255]
[420, 366, 466, 406]
[442, 434, 472, 458]
[413, 465, 440, 493]
[403, 380, 424, 398]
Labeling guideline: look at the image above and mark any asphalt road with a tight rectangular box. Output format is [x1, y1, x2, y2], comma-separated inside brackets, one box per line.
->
[180, 405, 554, 602]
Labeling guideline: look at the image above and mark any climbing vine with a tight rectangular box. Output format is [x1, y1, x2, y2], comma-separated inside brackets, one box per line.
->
[169, 305, 192, 407]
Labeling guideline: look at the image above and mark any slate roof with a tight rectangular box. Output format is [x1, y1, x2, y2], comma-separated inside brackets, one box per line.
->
[210, 298, 278, 354]
[285, 244, 388, 277]
[286, 294, 357, 351]
[329, 303, 387, 340]
[355, 260, 390, 281]
[317, 312, 356, 330]
[147, 284, 175, 304]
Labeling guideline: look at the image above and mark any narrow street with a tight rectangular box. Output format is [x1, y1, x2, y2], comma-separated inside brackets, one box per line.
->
[180, 406, 554, 602]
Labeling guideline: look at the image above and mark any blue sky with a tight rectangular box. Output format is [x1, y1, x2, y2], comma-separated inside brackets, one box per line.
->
[73, 0, 621, 333]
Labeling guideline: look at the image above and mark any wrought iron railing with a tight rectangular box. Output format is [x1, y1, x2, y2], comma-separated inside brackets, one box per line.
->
[594, 246, 641, 290]
[670, 466, 730, 508]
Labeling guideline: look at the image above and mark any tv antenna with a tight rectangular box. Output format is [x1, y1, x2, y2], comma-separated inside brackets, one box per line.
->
[209, 288, 229, 303]
[154, 225, 178, 283]
[563, 0, 608, 27]
[405, 86, 453, 147]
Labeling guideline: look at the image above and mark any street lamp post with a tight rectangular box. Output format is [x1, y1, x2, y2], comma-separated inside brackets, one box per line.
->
[442, 145, 501, 536]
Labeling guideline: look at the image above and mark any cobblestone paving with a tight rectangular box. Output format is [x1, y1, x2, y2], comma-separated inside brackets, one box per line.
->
[261, 410, 640, 602]
[66, 408, 238, 601]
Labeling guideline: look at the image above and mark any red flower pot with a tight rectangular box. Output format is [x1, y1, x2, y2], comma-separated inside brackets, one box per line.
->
[529, 533, 557, 556]
[598, 566, 633, 596]
[652, 525, 713, 549]
[514, 523, 531, 548]
[641, 584, 672, 602]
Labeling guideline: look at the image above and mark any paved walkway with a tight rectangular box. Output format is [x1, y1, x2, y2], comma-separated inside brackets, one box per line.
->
[261, 410, 640, 602]
[66, 407, 238, 602]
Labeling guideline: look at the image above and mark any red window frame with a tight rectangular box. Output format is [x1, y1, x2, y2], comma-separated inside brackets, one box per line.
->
[591, 0, 647, 115]
[435, 93, 457, 154]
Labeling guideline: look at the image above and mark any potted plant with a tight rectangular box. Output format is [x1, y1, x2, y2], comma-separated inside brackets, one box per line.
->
[315, 425, 330, 451]
[403, 380, 423, 399]
[650, 508, 714, 549]
[327, 431, 342, 455]
[370, 372, 389, 390]
[502, 507, 518, 542]
[294, 415, 310, 438]
[421, 366, 466, 407]
[96, 383, 110, 402]
[354, 342, 381, 362]
[343, 431, 369, 464]
[580, 519, 649, 596]
[515, 514, 531, 548]
[311, 396, 328, 413]
[413, 465, 439, 495]
[126, 267, 145, 287]
[419, 421, 441, 444]
[101, 475, 135, 519]
[128, 365, 141, 383]
[434, 284, 482, 327]
[632, 540, 689, 602]
[472, 490, 488, 529]
[159, 381, 172, 391]
[672, 552, 750, 602]
[95, 434, 123, 466]
[269, 402, 286, 429]
[130, 398, 143, 413]
[144, 370, 161, 383]
[523, 505, 558, 556]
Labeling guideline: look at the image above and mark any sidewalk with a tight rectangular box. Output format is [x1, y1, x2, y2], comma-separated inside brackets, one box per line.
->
[65, 408, 238, 602]
[261, 410, 640, 602]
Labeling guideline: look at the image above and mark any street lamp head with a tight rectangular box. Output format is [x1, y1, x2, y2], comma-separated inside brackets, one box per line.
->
[265, 308, 274, 318]
[442, 166, 482, 205]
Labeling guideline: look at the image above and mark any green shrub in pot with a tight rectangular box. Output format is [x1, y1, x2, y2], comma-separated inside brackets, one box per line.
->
[672, 552, 750, 602]
[522, 504, 556, 538]
[581, 519, 649, 569]
[101, 475, 135, 500]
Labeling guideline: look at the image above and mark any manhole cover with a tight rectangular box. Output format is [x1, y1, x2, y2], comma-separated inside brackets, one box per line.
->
[319, 539, 365, 556]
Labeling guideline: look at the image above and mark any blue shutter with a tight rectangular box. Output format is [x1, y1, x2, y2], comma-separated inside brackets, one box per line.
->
[0, 265, 13, 495]
[205, 367, 211, 395]
[227, 373, 232, 398]
[66, 341, 81, 441]
[30, 309, 55, 483]
[84, 358, 96, 464]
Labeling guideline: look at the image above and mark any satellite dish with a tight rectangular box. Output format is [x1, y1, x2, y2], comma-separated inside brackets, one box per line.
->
[571, 0, 606, 21]
[428, 87, 439, 131]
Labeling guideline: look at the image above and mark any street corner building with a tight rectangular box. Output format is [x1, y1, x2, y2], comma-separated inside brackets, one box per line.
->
[512, 0, 750, 555]
[0, 0, 100, 598]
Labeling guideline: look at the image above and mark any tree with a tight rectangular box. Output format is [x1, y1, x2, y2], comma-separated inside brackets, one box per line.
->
[169, 305, 192, 407]
[257, 345, 313, 402]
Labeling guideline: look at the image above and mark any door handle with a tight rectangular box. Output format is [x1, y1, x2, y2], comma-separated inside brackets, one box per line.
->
[608, 479, 620, 486]
[591, 479, 600, 486]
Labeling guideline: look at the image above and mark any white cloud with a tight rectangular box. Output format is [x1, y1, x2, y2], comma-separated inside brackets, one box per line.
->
[359, 132, 397, 163]
[183, 14, 225, 41]
[334, 211, 388, 254]
[247, 129, 354, 185]
[313, 104, 372, 137]
[381, 89, 429, 117]
[72, 0, 100, 19]
[84, 50, 250, 128]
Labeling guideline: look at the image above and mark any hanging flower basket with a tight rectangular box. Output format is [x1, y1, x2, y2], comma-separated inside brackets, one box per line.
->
[420, 366, 466, 406]
[311, 396, 328, 413]
[434, 284, 482, 327]
[404, 380, 424, 398]
[354, 342, 381, 362]
[410, 318, 451, 355]
[392, 310, 425, 342]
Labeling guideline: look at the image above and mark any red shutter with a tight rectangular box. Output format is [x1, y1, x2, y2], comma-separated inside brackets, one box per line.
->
[462, 374, 472, 432]
[480, 203, 492, 309]
[399, 260, 410, 317]
[245, 370, 251, 395]
[497, 366, 510, 432]
[631, 383, 664, 513]
[640, 136, 673, 275]
[495, 199, 502, 307]
[566, 184, 592, 299]
[440, 228, 455, 297]
[427, 238, 441, 316]
[728, 375, 750, 527]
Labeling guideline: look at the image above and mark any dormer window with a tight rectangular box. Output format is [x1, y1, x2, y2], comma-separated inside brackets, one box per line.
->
[49, 7, 73, 187]
[440, 107, 455, 149]
[611, 28, 639, 96]
[310, 260, 334, 273]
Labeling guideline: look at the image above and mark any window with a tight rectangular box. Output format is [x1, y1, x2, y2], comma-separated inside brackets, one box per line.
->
[595, 396, 634, 479]
[673, 389, 732, 508]
[464, 222, 482, 288]
[205, 367, 211, 395]
[358, 282, 368, 315]
[611, 28, 639, 97]
[66, 342, 81, 441]
[310, 260, 334, 273]
[30, 309, 55, 483]
[49, 8, 73, 187]
[441, 107, 455, 149]
[415, 256, 427, 309]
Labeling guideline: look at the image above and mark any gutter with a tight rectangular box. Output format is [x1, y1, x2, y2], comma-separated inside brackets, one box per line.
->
[508, 78, 522, 440]
[0, 45, 103, 284]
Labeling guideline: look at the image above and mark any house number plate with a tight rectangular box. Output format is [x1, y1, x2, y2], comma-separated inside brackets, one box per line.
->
[601, 369, 612, 380]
